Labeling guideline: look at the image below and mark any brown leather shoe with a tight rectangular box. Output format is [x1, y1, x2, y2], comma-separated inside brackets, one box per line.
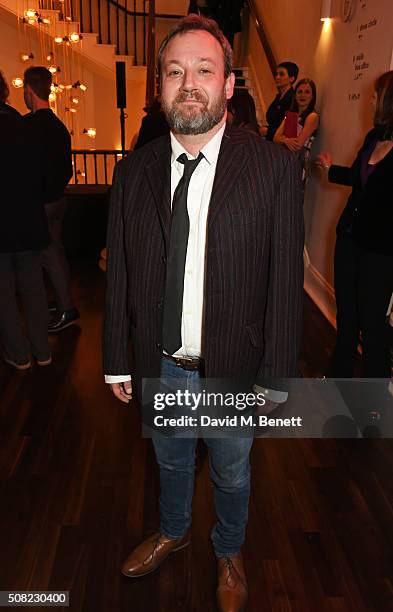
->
[121, 531, 190, 578]
[217, 552, 248, 612]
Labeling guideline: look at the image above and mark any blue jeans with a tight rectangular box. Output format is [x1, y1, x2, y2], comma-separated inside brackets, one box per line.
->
[152, 357, 253, 557]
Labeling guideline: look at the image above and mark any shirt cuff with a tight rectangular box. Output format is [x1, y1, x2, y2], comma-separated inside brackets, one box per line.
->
[253, 384, 288, 404]
[105, 374, 132, 384]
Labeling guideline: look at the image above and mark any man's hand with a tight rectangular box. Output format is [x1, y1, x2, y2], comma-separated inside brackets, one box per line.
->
[316, 152, 333, 170]
[110, 381, 132, 403]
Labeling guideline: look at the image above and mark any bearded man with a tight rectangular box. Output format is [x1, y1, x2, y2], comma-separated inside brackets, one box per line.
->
[103, 15, 303, 612]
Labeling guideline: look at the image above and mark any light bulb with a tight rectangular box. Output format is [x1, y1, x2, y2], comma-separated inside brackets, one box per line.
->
[12, 77, 23, 88]
[79, 83, 87, 91]
[48, 66, 60, 75]
[69, 32, 80, 43]
[49, 92, 56, 101]
[46, 52, 54, 61]
[54, 36, 63, 44]
[83, 127, 96, 138]
[20, 53, 33, 62]
[71, 97, 79, 104]
[24, 9, 37, 19]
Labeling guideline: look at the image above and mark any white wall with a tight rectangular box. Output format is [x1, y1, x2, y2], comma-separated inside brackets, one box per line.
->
[245, 0, 393, 323]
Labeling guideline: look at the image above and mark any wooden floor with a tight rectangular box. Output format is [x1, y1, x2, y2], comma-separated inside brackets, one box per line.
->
[1, 259, 392, 612]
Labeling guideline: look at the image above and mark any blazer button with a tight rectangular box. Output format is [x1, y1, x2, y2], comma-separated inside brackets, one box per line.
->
[156, 341, 162, 349]
[162, 256, 167, 264]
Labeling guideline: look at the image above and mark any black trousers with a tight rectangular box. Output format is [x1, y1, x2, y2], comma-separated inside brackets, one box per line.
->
[330, 232, 393, 377]
[0, 251, 50, 361]
[42, 197, 73, 311]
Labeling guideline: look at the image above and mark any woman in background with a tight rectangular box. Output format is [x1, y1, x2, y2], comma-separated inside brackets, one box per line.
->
[227, 89, 260, 135]
[316, 70, 393, 377]
[274, 78, 319, 183]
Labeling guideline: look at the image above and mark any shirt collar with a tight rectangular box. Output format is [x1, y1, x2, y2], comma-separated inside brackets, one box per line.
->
[170, 122, 226, 167]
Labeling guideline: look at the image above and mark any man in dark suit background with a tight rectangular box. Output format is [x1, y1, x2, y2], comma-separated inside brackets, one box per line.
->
[104, 15, 303, 612]
[23, 67, 77, 333]
[0, 70, 50, 369]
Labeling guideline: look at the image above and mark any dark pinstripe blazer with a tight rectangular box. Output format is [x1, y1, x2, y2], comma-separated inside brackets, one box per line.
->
[103, 125, 304, 393]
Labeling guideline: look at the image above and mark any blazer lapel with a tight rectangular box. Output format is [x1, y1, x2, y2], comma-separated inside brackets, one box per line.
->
[208, 125, 249, 228]
[144, 137, 172, 249]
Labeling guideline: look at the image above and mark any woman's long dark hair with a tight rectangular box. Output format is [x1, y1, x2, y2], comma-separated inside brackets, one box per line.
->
[227, 89, 260, 134]
[294, 78, 317, 126]
[374, 70, 393, 140]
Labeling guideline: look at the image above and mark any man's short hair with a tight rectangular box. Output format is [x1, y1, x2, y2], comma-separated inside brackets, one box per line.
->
[156, 14, 233, 80]
[277, 61, 299, 82]
[24, 66, 52, 101]
[0, 70, 9, 103]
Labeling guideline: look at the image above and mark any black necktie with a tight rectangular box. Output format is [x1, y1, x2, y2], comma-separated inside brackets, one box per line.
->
[162, 151, 204, 355]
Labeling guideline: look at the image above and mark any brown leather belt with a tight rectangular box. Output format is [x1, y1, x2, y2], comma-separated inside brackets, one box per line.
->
[163, 354, 204, 371]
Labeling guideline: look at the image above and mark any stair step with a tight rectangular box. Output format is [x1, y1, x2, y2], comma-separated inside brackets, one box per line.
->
[233, 66, 250, 77]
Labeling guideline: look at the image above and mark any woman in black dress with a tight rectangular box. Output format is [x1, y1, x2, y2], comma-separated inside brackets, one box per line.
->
[317, 70, 393, 377]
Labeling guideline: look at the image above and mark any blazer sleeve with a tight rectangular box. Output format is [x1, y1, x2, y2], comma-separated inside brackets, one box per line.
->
[256, 151, 304, 388]
[328, 163, 354, 186]
[328, 129, 376, 187]
[103, 161, 131, 376]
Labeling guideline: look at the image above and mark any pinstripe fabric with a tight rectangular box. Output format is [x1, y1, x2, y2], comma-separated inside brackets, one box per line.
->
[103, 125, 304, 394]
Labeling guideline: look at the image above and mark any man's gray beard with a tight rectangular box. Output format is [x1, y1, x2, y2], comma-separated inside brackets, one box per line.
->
[163, 91, 227, 135]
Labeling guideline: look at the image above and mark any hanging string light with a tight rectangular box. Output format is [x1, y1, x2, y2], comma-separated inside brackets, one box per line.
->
[20, 52, 34, 62]
[48, 65, 61, 75]
[23, 9, 39, 25]
[12, 77, 24, 88]
[83, 127, 96, 138]
[46, 51, 54, 62]
[68, 32, 82, 43]
[72, 80, 87, 91]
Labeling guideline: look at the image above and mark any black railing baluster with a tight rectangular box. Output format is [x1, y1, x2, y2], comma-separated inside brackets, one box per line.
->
[94, 153, 98, 184]
[89, 0, 93, 33]
[124, 0, 128, 55]
[73, 153, 78, 184]
[107, 0, 111, 44]
[133, 0, 137, 65]
[83, 153, 88, 184]
[79, 0, 83, 34]
[116, 0, 119, 53]
[97, 0, 102, 43]
[143, 0, 146, 66]
[104, 154, 108, 184]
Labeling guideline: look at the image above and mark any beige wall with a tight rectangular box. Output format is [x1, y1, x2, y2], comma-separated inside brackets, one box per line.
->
[243, 0, 393, 322]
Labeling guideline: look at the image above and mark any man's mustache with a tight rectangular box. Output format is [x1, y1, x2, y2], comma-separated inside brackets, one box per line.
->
[174, 91, 207, 105]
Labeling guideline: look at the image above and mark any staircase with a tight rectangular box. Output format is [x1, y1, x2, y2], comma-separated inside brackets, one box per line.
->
[0, 0, 145, 72]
